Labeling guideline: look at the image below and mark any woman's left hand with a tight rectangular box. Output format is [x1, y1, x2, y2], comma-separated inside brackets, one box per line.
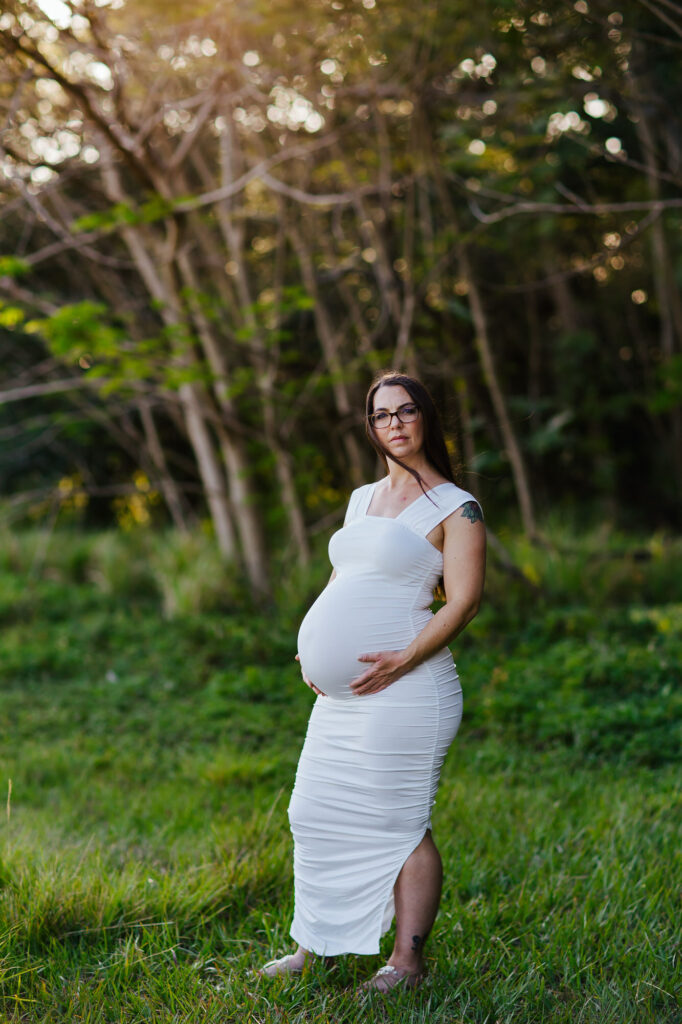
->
[349, 650, 410, 696]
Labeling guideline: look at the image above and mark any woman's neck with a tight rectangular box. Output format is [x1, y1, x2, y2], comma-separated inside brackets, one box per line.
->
[385, 457, 435, 490]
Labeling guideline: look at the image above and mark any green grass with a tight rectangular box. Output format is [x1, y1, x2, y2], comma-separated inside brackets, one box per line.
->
[0, 527, 680, 1022]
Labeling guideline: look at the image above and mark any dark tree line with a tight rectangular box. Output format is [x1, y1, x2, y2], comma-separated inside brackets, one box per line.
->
[1, 0, 681, 591]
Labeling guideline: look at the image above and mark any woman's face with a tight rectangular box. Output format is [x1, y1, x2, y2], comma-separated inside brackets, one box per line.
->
[371, 384, 424, 461]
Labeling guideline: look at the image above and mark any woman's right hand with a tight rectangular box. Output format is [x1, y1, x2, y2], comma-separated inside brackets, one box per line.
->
[295, 654, 326, 697]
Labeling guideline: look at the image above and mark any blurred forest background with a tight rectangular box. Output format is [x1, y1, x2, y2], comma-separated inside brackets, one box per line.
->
[2, 3, 682, 1021]
[1, 0, 681, 595]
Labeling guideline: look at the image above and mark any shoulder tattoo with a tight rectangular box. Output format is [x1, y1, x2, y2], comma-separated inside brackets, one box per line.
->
[460, 500, 483, 524]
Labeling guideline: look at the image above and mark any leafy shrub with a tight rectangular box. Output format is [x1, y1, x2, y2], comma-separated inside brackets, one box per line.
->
[0, 526, 92, 581]
[148, 531, 245, 618]
[463, 604, 682, 767]
[86, 530, 157, 599]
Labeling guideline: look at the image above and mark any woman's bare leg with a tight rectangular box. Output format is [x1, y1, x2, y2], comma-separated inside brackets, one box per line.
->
[265, 833, 442, 982]
[388, 830, 442, 974]
[289, 945, 312, 968]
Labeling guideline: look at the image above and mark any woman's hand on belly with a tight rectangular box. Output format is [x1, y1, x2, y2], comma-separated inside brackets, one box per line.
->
[295, 654, 327, 697]
[349, 650, 411, 696]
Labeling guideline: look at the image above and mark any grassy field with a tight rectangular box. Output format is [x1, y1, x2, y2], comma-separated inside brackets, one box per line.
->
[0, 526, 680, 1023]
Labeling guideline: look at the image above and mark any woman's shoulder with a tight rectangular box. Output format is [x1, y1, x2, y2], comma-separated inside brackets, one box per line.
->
[434, 482, 483, 519]
[343, 482, 375, 524]
[349, 481, 376, 504]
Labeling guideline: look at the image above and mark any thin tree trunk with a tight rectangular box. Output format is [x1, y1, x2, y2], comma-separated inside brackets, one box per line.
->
[629, 72, 682, 495]
[137, 400, 190, 532]
[99, 154, 238, 559]
[262, 388, 311, 565]
[188, 137, 312, 569]
[288, 224, 366, 488]
[526, 282, 542, 403]
[550, 274, 580, 334]
[459, 248, 537, 537]
[174, 248, 271, 592]
[455, 374, 477, 483]
[179, 382, 237, 558]
[213, 418, 270, 594]
[425, 139, 537, 536]
[393, 181, 417, 370]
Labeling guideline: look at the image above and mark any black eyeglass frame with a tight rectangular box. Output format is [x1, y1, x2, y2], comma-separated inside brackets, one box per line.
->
[368, 403, 421, 429]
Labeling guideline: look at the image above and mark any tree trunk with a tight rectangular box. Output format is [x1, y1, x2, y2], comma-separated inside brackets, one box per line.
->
[550, 274, 580, 334]
[526, 282, 542, 403]
[288, 225, 366, 488]
[454, 374, 477, 485]
[180, 382, 238, 558]
[628, 70, 682, 497]
[392, 180, 417, 370]
[188, 138, 312, 570]
[262, 388, 311, 566]
[422, 132, 536, 534]
[174, 248, 271, 593]
[98, 155, 238, 559]
[138, 399, 190, 532]
[459, 248, 537, 537]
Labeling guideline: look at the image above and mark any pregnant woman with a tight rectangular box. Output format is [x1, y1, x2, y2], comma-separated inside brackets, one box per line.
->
[259, 370, 486, 992]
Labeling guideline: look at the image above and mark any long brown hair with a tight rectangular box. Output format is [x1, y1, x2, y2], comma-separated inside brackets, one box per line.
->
[365, 371, 458, 491]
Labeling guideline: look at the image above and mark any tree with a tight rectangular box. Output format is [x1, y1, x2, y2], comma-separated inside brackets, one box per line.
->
[1, 0, 681, 586]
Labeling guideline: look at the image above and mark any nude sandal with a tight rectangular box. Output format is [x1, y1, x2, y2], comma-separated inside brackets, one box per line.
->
[359, 963, 423, 993]
[256, 954, 305, 978]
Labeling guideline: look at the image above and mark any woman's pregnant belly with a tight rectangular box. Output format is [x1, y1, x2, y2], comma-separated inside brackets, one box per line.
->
[297, 575, 425, 700]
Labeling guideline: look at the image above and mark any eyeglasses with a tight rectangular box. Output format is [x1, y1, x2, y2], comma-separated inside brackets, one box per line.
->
[369, 403, 420, 429]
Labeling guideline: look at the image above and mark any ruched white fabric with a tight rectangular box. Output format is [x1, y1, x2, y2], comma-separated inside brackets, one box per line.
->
[289, 481, 479, 956]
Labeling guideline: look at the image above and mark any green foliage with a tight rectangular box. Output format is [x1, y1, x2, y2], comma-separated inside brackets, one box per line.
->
[0, 526, 250, 617]
[86, 530, 159, 598]
[70, 202, 140, 233]
[0, 303, 25, 329]
[71, 197, 178, 233]
[30, 301, 124, 360]
[148, 531, 245, 617]
[2, 0, 682, 576]
[465, 604, 682, 767]
[0, 255, 30, 277]
[21, 298, 213, 400]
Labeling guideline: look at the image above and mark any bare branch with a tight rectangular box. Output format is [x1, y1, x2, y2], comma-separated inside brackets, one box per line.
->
[172, 131, 343, 211]
[0, 378, 99, 404]
[650, 0, 682, 13]
[168, 91, 217, 170]
[580, 5, 682, 50]
[1, 166, 134, 270]
[3, 31, 158, 190]
[0, 278, 60, 315]
[634, 0, 682, 38]
[0, 377, 155, 404]
[4, 134, 360, 268]
[483, 205, 664, 294]
[468, 197, 682, 226]
[260, 171, 387, 207]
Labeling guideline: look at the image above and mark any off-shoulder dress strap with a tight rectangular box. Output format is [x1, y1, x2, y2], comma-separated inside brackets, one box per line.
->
[405, 483, 483, 538]
[343, 483, 375, 526]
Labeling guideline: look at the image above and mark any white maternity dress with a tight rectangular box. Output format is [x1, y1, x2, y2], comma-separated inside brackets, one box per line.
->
[290, 480, 480, 956]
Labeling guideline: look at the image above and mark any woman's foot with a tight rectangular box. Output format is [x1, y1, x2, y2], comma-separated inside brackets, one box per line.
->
[359, 963, 423, 993]
[256, 952, 307, 978]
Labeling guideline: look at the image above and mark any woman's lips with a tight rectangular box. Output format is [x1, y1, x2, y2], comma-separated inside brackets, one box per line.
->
[389, 435, 408, 443]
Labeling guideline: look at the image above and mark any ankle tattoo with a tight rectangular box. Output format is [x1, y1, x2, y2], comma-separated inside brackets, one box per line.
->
[411, 934, 425, 952]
